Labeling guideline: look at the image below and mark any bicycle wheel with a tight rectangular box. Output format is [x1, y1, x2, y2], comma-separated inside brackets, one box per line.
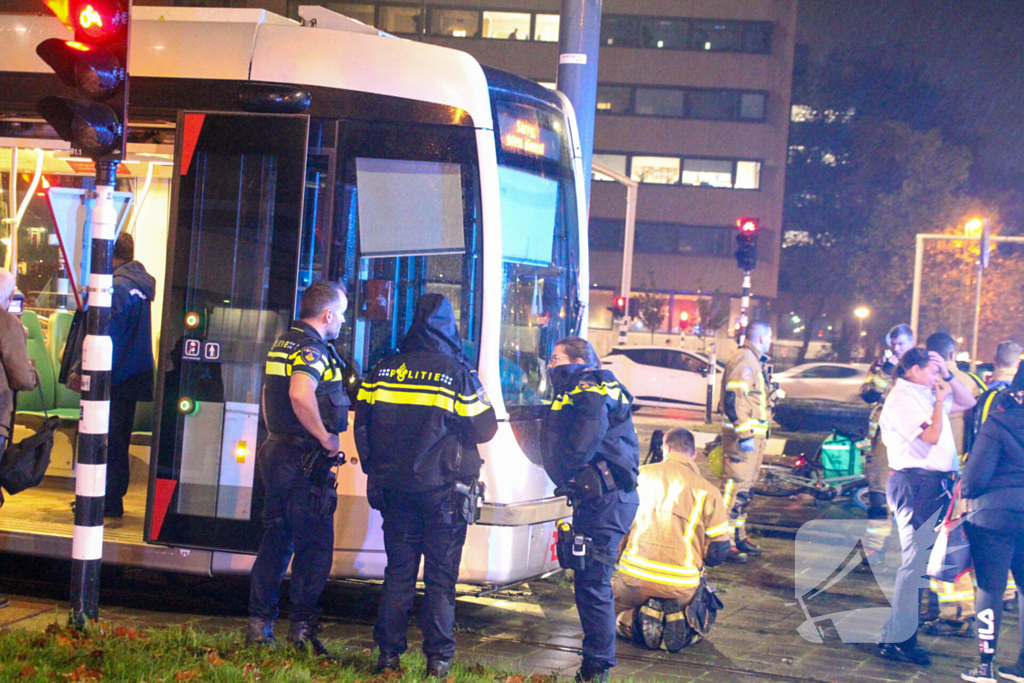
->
[852, 485, 870, 511]
[752, 465, 806, 498]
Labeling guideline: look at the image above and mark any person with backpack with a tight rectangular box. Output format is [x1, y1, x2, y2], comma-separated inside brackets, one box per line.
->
[959, 365, 1024, 683]
[0, 268, 38, 609]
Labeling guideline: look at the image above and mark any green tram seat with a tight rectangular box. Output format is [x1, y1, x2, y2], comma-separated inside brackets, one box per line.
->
[17, 310, 56, 412]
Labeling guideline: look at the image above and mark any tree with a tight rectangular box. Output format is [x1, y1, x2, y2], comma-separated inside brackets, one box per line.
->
[696, 292, 730, 351]
[635, 272, 666, 344]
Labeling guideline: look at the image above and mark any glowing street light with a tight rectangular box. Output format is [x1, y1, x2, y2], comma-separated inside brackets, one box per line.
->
[854, 306, 869, 341]
[854, 307, 869, 319]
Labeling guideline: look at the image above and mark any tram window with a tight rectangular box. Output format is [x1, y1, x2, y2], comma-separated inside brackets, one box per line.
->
[328, 123, 482, 378]
[355, 158, 465, 257]
[497, 167, 558, 265]
[379, 6, 422, 34]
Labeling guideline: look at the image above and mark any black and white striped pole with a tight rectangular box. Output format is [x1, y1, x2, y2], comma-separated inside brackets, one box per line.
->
[737, 270, 751, 346]
[70, 160, 117, 626]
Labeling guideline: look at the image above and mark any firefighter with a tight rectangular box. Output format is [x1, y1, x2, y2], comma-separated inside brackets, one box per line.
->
[543, 337, 640, 683]
[860, 323, 915, 561]
[613, 428, 731, 652]
[355, 294, 498, 678]
[719, 320, 774, 562]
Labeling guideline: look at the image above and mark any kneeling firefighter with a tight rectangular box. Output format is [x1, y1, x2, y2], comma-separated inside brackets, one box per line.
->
[613, 428, 731, 652]
[355, 294, 498, 679]
[543, 337, 640, 683]
[248, 282, 352, 657]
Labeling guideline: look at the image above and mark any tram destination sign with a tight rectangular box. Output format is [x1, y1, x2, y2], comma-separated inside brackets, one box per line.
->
[496, 103, 561, 163]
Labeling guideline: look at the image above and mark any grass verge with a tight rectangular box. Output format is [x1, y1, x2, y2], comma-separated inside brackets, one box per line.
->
[0, 622, 561, 683]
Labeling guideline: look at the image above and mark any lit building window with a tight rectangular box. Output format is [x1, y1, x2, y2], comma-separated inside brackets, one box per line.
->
[734, 161, 761, 189]
[483, 11, 530, 39]
[631, 156, 680, 185]
[428, 9, 479, 37]
[682, 158, 732, 188]
[592, 154, 627, 182]
[534, 14, 559, 42]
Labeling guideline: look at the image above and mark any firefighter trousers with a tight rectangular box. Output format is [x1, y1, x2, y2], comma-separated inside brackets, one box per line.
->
[721, 431, 765, 543]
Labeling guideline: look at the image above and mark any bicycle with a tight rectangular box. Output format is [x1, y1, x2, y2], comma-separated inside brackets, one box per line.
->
[752, 429, 870, 507]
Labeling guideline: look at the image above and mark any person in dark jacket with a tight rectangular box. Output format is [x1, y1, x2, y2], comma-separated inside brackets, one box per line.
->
[68, 233, 155, 518]
[543, 336, 640, 683]
[960, 364, 1024, 683]
[355, 293, 498, 679]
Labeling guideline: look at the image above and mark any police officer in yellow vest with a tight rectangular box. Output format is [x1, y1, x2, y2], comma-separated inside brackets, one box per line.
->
[613, 428, 731, 652]
[860, 324, 915, 559]
[248, 282, 351, 657]
[719, 320, 773, 562]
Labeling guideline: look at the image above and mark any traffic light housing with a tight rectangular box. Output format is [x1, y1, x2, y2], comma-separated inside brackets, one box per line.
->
[612, 296, 626, 318]
[36, 0, 131, 161]
[735, 217, 759, 271]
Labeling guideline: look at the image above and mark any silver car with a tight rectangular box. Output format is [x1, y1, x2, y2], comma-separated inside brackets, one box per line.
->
[773, 362, 870, 403]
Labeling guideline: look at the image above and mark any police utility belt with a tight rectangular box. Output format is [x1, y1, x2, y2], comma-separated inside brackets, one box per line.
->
[554, 460, 618, 506]
[366, 478, 487, 526]
[554, 519, 617, 571]
[267, 433, 346, 517]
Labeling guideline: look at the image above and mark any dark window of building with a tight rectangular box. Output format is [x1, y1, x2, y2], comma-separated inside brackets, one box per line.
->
[326, 3, 375, 25]
[596, 86, 632, 114]
[428, 8, 480, 37]
[589, 219, 624, 250]
[691, 19, 744, 52]
[379, 5, 421, 34]
[739, 92, 767, 120]
[637, 223, 680, 253]
[601, 15, 639, 47]
[687, 89, 737, 120]
[744, 22, 773, 54]
[639, 17, 689, 49]
[635, 88, 685, 117]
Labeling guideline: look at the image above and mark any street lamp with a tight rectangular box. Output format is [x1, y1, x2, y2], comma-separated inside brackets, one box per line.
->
[854, 307, 869, 360]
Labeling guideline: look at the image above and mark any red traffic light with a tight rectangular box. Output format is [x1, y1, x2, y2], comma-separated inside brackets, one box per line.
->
[73, 0, 126, 43]
[615, 296, 625, 308]
[737, 217, 759, 233]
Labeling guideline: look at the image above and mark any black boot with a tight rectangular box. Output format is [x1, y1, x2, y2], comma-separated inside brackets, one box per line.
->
[375, 652, 401, 673]
[288, 620, 336, 660]
[426, 658, 451, 678]
[245, 617, 275, 647]
[575, 660, 610, 683]
[725, 546, 749, 564]
[735, 538, 762, 557]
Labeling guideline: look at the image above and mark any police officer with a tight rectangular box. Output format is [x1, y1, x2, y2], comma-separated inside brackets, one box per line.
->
[543, 337, 640, 683]
[719, 320, 773, 562]
[355, 294, 497, 679]
[247, 282, 351, 657]
[860, 323, 914, 561]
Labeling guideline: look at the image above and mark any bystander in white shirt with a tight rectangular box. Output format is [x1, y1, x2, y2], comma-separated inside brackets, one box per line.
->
[880, 378, 958, 473]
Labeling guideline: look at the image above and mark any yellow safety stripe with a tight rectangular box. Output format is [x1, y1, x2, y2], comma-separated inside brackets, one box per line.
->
[267, 351, 289, 360]
[967, 372, 988, 391]
[618, 563, 701, 587]
[266, 360, 287, 377]
[706, 522, 730, 538]
[620, 554, 699, 577]
[726, 381, 749, 394]
[357, 385, 490, 417]
[684, 490, 707, 567]
[551, 381, 624, 411]
[936, 591, 975, 602]
[981, 391, 999, 424]
[722, 479, 735, 511]
[361, 380, 462, 400]
[871, 375, 889, 390]
[865, 526, 891, 536]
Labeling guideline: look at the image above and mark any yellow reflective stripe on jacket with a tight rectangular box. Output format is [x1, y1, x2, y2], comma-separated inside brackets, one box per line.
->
[967, 372, 988, 391]
[551, 380, 624, 411]
[618, 553, 700, 587]
[726, 381, 749, 394]
[706, 522, 730, 538]
[683, 490, 707, 566]
[722, 479, 735, 510]
[357, 383, 490, 417]
[870, 374, 889, 390]
[981, 391, 1000, 424]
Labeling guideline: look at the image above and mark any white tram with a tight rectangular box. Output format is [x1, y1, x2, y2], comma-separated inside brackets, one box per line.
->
[0, 5, 588, 586]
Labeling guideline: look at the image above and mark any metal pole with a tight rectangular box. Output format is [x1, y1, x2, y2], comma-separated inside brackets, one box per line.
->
[910, 234, 924, 337]
[69, 160, 116, 626]
[738, 270, 752, 346]
[705, 343, 717, 425]
[971, 263, 983, 371]
[556, 0, 601, 208]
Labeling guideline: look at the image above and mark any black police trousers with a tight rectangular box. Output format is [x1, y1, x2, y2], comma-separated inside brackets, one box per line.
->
[249, 438, 334, 624]
[375, 486, 467, 661]
[573, 489, 639, 669]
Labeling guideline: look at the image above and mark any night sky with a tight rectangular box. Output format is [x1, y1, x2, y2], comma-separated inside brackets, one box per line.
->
[798, 0, 1024, 193]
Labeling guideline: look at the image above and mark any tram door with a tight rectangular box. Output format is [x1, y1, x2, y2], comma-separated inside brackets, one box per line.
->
[145, 112, 309, 553]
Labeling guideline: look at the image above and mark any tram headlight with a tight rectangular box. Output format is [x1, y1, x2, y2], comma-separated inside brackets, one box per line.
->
[184, 311, 202, 330]
[177, 396, 197, 415]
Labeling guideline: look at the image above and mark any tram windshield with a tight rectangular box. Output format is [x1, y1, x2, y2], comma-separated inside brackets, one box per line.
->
[493, 100, 581, 411]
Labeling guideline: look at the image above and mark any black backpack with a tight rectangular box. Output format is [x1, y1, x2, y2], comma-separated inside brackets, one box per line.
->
[0, 379, 59, 506]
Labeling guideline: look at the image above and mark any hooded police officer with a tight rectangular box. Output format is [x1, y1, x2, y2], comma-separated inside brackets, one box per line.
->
[355, 293, 498, 679]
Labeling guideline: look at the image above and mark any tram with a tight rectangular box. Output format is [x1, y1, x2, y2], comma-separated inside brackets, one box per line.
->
[0, 5, 588, 586]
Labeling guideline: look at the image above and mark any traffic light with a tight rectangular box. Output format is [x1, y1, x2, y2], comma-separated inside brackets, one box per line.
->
[612, 296, 626, 318]
[735, 217, 759, 271]
[36, 0, 131, 161]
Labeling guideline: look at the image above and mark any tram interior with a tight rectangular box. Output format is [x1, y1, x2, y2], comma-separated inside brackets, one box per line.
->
[0, 144, 173, 545]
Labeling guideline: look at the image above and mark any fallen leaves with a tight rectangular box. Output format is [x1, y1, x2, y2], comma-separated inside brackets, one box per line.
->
[63, 664, 103, 681]
[205, 649, 226, 668]
[242, 662, 262, 679]
[18, 665, 38, 678]
[174, 669, 199, 682]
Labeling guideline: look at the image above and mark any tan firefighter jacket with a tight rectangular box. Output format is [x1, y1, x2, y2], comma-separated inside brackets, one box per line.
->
[617, 455, 730, 604]
[720, 341, 770, 440]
